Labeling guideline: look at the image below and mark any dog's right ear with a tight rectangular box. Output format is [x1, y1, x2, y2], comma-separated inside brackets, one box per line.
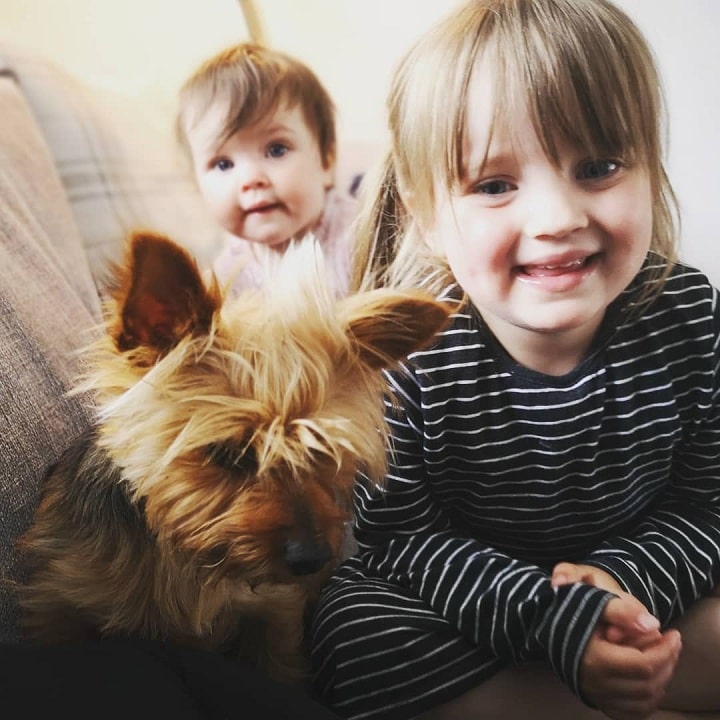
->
[341, 289, 453, 370]
[109, 231, 221, 354]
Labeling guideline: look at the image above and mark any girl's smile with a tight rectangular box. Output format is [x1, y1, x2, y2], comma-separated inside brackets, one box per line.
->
[514, 252, 602, 291]
[428, 59, 653, 375]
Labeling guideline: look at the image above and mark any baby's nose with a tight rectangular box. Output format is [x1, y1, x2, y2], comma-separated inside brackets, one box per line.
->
[237, 160, 269, 192]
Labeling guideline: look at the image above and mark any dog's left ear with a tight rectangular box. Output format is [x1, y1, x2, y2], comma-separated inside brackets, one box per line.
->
[110, 231, 221, 353]
[341, 289, 453, 369]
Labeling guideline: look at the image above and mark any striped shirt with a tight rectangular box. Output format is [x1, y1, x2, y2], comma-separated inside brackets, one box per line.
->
[310, 260, 720, 719]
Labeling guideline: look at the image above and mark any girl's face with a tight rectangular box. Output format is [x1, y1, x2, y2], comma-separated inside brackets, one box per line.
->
[427, 62, 653, 375]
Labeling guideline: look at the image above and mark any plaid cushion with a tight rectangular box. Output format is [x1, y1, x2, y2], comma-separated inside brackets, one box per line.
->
[0, 37, 222, 289]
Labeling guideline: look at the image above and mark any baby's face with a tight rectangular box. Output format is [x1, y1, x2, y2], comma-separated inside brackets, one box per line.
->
[187, 102, 333, 247]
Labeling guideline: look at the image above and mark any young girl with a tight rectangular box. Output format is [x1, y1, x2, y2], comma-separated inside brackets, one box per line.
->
[309, 1, 720, 719]
[176, 43, 356, 297]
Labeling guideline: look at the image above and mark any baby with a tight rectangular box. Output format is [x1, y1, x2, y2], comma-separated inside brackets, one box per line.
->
[176, 43, 356, 297]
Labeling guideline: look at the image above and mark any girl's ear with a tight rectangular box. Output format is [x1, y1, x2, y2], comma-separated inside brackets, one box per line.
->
[424, 228, 446, 258]
[400, 186, 446, 258]
[398, 186, 426, 233]
[399, 180, 430, 223]
[399, 186, 416, 217]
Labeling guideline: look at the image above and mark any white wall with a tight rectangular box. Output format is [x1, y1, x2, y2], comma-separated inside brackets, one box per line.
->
[1, 1, 719, 284]
[0, 0, 250, 122]
[617, 0, 720, 283]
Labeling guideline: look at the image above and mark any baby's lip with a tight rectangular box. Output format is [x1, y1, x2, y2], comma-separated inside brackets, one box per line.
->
[244, 200, 281, 213]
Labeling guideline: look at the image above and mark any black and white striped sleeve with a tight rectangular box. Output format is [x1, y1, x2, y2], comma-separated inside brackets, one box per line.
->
[584, 286, 720, 624]
[354, 365, 613, 696]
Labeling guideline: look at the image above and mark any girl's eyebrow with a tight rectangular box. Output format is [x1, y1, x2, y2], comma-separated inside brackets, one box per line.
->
[463, 151, 514, 180]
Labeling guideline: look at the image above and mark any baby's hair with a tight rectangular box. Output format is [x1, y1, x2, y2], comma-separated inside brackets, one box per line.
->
[176, 43, 336, 170]
[354, 0, 679, 308]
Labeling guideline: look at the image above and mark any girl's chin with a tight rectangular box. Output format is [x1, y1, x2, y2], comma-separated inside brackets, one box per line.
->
[519, 306, 607, 338]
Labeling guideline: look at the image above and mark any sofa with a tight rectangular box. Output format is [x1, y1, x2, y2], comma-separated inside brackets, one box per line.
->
[0, 39, 356, 718]
[0, 37, 225, 643]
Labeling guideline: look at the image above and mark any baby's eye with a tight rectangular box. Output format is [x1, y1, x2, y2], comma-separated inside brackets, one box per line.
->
[267, 143, 289, 159]
[473, 179, 515, 196]
[212, 158, 233, 172]
[577, 159, 620, 181]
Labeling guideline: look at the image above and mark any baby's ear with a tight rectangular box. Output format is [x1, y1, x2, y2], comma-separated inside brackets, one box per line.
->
[323, 137, 337, 170]
[322, 157, 335, 190]
[109, 231, 220, 355]
[326, 150, 336, 171]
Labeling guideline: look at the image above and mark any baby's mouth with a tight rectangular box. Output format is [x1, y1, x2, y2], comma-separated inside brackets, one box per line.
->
[245, 202, 281, 215]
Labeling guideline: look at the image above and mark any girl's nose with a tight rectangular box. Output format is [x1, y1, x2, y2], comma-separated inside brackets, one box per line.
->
[523, 178, 588, 239]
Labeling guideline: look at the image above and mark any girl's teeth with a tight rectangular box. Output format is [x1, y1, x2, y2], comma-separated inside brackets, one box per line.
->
[539, 258, 585, 270]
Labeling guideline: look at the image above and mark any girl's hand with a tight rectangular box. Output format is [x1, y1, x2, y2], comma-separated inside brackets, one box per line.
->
[580, 595, 682, 720]
[552, 562, 622, 593]
[552, 562, 657, 645]
[552, 559, 682, 717]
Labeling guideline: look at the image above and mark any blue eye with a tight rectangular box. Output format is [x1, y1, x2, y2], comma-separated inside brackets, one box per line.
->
[267, 143, 288, 159]
[213, 158, 233, 172]
[577, 159, 620, 181]
[474, 179, 513, 195]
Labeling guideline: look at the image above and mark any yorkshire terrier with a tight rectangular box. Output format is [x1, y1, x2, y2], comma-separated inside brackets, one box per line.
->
[16, 231, 451, 682]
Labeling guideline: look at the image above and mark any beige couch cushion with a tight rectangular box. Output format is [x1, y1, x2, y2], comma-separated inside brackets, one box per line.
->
[0, 74, 99, 642]
[0, 37, 222, 289]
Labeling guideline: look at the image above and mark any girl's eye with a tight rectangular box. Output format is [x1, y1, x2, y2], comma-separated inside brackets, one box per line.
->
[473, 179, 514, 196]
[212, 158, 233, 172]
[267, 143, 288, 159]
[577, 159, 620, 181]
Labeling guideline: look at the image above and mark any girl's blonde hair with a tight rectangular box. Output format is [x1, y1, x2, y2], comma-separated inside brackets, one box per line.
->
[353, 0, 679, 304]
[176, 43, 337, 169]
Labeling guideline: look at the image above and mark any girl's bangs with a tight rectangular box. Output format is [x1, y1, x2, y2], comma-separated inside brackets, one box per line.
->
[489, 1, 658, 167]
[498, 54, 638, 166]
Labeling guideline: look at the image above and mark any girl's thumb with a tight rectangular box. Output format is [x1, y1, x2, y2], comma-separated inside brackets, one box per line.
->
[604, 595, 659, 634]
[551, 562, 576, 586]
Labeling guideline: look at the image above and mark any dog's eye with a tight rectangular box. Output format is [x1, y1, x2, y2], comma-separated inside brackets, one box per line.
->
[206, 442, 258, 475]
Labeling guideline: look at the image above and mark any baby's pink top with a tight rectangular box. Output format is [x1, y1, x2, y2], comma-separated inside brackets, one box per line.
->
[213, 189, 357, 298]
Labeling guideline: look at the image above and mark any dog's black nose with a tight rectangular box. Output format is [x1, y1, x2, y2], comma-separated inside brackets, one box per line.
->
[284, 537, 333, 576]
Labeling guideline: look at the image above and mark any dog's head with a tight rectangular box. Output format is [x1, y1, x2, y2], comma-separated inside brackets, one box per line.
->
[87, 231, 451, 585]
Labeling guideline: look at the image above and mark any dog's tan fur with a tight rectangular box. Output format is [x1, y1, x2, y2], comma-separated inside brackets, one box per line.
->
[17, 231, 451, 682]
